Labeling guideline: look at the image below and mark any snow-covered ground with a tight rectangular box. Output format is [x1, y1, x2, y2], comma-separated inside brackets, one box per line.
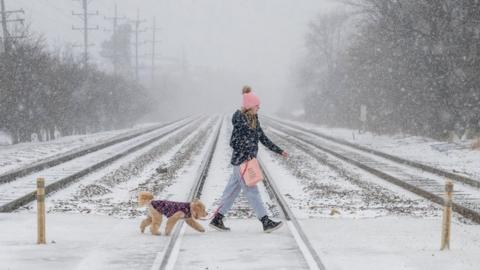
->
[258, 131, 480, 269]
[302, 217, 480, 270]
[0, 117, 217, 269]
[262, 126, 480, 221]
[0, 119, 196, 211]
[276, 117, 480, 180]
[258, 132, 441, 220]
[0, 123, 160, 175]
[40, 119, 208, 217]
[172, 117, 301, 270]
[0, 213, 167, 270]
[0, 115, 479, 270]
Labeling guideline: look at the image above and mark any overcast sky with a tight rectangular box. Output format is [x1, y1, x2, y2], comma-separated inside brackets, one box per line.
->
[8, 0, 339, 115]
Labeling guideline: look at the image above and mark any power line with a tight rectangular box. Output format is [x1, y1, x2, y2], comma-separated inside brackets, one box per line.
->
[147, 16, 161, 89]
[104, 2, 126, 75]
[130, 9, 147, 81]
[72, 0, 98, 68]
[0, 0, 25, 53]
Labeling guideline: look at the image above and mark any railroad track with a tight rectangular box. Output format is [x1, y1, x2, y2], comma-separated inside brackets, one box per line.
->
[151, 117, 223, 270]
[264, 118, 480, 224]
[259, 158, 326, 270]
[0, 117, 204, 213]
[152, 117, 326, 270]
[0, 116, 192, 185]
[266, 117, 480, 188]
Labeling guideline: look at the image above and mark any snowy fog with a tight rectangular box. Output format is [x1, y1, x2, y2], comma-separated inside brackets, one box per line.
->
[4, 0, 335, 118]
[1, 1, 480, 269]
[3, 0, 477, 145]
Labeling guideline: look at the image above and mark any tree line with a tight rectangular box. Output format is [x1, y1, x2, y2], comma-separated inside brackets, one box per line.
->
[299, 0, 480, 139]
[0, 33, 153, 144]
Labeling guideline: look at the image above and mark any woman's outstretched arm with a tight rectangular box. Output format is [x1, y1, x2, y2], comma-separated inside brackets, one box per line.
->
[257, 121, 284, 155]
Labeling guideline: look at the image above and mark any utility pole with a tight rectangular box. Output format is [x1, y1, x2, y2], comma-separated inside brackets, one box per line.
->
[104, 3, 126, 75]
[148, 16, 161, 89]
[72, 0, 98, 69]
[130, 9, 146, 81]
[0, 0, 7, 53]
[0, 0, 24, 54]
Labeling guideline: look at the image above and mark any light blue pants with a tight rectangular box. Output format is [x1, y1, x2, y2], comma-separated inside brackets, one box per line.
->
[218, 165, 268, 219]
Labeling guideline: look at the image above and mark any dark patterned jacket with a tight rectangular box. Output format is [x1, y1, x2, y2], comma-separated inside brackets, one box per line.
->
[151, 200, 191, 218]
[230, 110, 283, 166]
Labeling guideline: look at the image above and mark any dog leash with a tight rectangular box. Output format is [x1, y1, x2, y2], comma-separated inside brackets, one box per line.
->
[200, 202, 224, 220]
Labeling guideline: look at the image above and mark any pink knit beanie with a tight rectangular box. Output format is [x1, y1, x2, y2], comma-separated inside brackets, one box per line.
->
[242, 86, 260, 110]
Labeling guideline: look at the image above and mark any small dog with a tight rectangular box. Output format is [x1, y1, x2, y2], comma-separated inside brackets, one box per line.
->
[138, 191, 208, 236]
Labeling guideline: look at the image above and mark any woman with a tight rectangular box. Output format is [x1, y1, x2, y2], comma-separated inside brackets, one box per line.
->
[209, 86, 288, 233]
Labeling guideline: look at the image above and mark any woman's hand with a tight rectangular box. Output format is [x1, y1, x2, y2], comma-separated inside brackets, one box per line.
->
[281, 151, 289, 158]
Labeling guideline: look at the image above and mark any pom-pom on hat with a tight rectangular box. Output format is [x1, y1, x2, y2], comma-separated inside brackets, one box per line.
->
[242, 86, 260, 110]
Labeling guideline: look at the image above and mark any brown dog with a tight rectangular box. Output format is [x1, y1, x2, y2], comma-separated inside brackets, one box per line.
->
[138, 191, 208, 236]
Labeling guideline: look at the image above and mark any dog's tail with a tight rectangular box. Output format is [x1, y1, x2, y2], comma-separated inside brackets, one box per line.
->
[138, 191, 154, 207]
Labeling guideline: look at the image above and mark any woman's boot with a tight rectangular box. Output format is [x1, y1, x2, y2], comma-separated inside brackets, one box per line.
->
[260, 216, 283, 233]
[209, 213, 230, 231]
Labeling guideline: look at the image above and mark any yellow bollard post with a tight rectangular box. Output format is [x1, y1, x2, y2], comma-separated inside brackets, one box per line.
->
[37, 177, 46, 244]
[440, 180, 453, 250]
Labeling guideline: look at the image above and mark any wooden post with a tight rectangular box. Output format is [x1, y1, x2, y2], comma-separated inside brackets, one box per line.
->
[37, 177, 46, 244]
[440, 180, 453, 250]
